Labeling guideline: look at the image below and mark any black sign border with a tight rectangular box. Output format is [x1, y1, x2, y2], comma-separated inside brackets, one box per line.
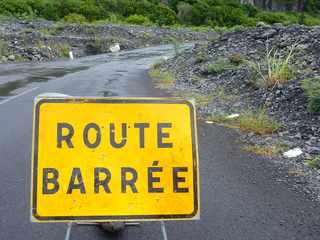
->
[32, 98, 199, 221]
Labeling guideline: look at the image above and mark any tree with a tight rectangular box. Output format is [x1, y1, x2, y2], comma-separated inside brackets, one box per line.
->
[177, 2, 193, 24]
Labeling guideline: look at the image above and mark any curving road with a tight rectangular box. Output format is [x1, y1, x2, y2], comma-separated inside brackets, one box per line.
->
[0, 45, 320, 240]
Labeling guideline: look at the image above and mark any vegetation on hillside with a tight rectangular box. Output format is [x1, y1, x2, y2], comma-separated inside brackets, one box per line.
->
[0, 0, 320, 27]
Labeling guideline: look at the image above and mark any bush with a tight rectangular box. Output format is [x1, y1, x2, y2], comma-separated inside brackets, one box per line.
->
[303, 14, 320, 26]
[206, 58, 233, 74]
[78, 1, 102, 21]
[93, 14, 123, 25]
[207, 108, 281, 135]
[247, 44, 296, 88]
[301, 77, 320, 113]
[236, 109, 281, 135]
[177, 2, 193, 24]
[241, 4, 258, 17]
[149, 69, 175, 89]
[0, 0, 32, 17]
[208, 5, 248, 27]
[0, 40, 8, 56]
[195, 51, 208, 63]
[0, 0, 320, 28]
[150, 3, 177, 26]
[126, 14, 153, 26]
[242, 144, 282, 157]
[306, 156, 320, 170]
[189, 0, 210, 26]
[229, 53, 245, 65]
[256, 11, 298, 25]
[63, 13, 87, 24]
[51, 42, 71, 58]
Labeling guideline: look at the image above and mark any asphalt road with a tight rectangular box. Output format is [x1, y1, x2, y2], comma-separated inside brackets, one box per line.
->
[0, 45, 320, 240]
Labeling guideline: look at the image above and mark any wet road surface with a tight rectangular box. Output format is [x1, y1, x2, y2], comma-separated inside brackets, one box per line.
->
[0, 45, 320, 240]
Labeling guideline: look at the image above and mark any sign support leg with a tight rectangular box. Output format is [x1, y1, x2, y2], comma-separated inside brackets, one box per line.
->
[64, 222, 73, 240]
[160, 221, 168, 240]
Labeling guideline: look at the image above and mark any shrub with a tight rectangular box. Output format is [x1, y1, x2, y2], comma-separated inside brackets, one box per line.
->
[150, 3, 177, 26]
[206, 58, 233, 74]
[241, 4, 258, 17]
[78, 0, 102, 21]
[239, 16, 257, 27]
[149, 68, 175, 89]
[256, 11, 298, 25]
[301, 77, 320, 113]
[306, 0, 320, 13]
[63, 13, 87, 24]
[247, 44, 296, 88]
[165, 37, 182, 56]
[93, 14, 123, 25]
[303, 14, 320, 26]
[207, 109, 280, 135]
[151, 59, 165, 70]
[213, 86, 237, 101]
[242, 144, 282, 157]
[195, 51, 208, 63]
[15, 54, 27, 62]
[177, 2, 193, 24]
[306, 156, 320, 170]
[106, 13, 122, 23]
[229, 53, 245, 65]
[126, 14, 153, 26]
[189, 0, 210, 26]
[208, 5, 248, 27]
[0, 40, 8, 56]
[236, 109, 281, 135]
[0, 0, 32, 17]
[50, 43, 71, 58]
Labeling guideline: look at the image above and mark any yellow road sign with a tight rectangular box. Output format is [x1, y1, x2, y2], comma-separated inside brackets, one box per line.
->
[31, 97, 199, 222]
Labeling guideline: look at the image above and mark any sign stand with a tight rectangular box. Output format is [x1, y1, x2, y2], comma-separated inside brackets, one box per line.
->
[32, 97, 198, 240]
[64, 223, 73, 240]
[64, 222, 168, 240]
[161, 221, 168, 240]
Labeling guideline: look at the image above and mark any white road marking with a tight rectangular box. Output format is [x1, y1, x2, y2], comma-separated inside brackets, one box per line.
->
[0, 87, 39, 105]
[64, 222, 73, 240]
[161, 221, 168, 240]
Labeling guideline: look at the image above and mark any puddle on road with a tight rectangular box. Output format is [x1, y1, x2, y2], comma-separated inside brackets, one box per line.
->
[0, 67, 43, 77]
[0, 66, 89, 96]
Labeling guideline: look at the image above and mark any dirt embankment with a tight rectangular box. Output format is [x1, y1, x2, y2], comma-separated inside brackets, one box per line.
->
[0, 18, 213, 63]
[155, 23, 320, 200]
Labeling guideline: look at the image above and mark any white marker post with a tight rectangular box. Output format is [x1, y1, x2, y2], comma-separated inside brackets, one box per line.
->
[69, 51, 74, 60]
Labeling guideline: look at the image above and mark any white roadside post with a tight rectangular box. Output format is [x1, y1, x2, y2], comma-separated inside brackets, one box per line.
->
[69, 51, 74, 60]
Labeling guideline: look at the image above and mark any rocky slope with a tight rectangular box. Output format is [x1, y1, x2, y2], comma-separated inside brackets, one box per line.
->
[157, 23, 320, 200]
[0, 18, 212, 63]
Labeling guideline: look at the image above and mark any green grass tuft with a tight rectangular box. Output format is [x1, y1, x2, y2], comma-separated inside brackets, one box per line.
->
[247, 44, 296, 88]
[301, 77, 320, 113]
[149, 68, 175, 89]
[306, 156, 320, 170]
[229, 53, 245, 65]
[207, 109, 280, 135]
[0, 40, 8, 57]
[206, 58, 232, 74]
[242, 144, 283, 157]
[236, 110, 281, 135]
